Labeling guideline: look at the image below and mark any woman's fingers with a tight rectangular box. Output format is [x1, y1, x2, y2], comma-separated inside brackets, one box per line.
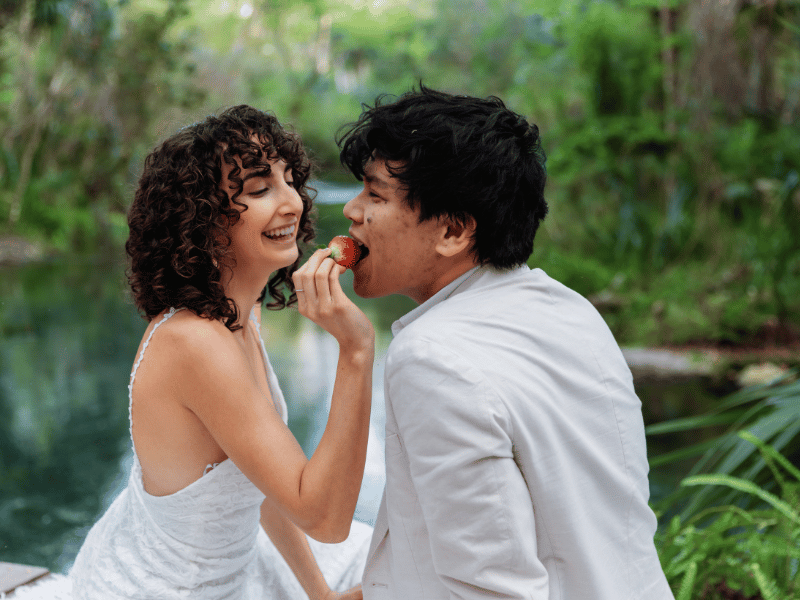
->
[292, 248, 331, 308]
[328, 261, 347, 302]
[293, 248, 348, 316]
[313, 257, 337, 308]
[293, 248, 373, 352]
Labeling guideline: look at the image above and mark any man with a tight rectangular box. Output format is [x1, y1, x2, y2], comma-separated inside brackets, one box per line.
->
[337, 86, 674, 600]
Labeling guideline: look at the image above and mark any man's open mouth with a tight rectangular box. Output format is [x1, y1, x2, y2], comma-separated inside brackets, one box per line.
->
[356, 241, 369, 261]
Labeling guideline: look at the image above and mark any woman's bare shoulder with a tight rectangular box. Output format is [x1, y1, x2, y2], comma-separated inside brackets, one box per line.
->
[148, 310, 241, 370]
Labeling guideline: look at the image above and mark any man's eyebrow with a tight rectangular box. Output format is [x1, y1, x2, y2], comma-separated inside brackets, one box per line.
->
[364, 172, 390, 189]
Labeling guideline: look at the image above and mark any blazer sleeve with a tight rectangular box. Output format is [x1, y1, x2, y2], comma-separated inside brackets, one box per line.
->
[386, 336, 550, 599]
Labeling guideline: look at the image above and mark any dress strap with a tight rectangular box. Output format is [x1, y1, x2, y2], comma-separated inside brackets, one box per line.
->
[128, 307, 185, 449]
[129, 307, 185, 390]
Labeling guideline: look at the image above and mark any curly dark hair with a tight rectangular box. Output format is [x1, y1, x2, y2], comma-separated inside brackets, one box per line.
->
[337, 85, 548, 269]
[126, 105, 316, 331]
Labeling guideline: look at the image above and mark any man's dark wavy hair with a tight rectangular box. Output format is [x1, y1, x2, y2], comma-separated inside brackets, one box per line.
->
[337, 85, 548, 269]
[126, 105, 315, 331]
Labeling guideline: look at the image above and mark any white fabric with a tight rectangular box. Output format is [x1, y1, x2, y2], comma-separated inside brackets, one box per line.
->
[5, 574, 72, 600]
[12, 308, 371, 599]
[363, 265, 674, 600]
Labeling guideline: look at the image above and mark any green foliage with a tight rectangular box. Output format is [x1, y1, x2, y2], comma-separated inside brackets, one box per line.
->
[1, 0, 799, 346]
[531, 244, 618, 298]
[738, 170, 800, 326]
[0, 0, 205, 250]
[656, 431, 800, 599]
[648, 373, 800, 518]
[535, 1, 800, 346]
[568, 2, 662, 117]
[646, 377, 800, 592]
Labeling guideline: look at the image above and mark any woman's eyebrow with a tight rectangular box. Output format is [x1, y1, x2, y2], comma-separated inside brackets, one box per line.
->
[244, 168, 272, 180]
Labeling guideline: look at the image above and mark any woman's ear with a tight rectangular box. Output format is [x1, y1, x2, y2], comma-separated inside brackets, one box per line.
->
[435, 215, 477, 258]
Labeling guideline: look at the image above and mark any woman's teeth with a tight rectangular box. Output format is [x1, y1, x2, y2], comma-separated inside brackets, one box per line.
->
[264, 225, 295, 239]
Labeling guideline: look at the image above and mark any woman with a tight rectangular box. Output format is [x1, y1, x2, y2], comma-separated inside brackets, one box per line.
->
[16, 105, 374, 599]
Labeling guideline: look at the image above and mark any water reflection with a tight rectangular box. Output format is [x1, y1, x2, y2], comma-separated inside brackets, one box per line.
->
[0, 259, 141, 572]
[0, 258, 400, 573]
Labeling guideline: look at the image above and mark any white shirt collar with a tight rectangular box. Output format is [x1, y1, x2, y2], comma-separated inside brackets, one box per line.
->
[391, 266, 482, 336]
[391, 264, 531, 336]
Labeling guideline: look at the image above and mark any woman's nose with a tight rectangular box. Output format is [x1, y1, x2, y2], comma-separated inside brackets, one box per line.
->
[280, 183, 303, 214]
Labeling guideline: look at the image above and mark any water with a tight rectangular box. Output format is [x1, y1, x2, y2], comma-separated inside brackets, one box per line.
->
[1, 258, 145, 572]
[0, 250, 726, 574]
[637, 377, 738, 503]
[311, 180, 363, 205]
[0, 252, 416, 572]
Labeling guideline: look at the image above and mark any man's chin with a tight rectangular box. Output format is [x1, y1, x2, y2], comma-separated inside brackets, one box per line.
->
[351, 270, 372, 298]
[352, 280, 383, 300]
[353, 286, 379, 299]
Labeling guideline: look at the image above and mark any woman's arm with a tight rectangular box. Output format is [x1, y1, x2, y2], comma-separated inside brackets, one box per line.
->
[259, 499, 362, 600]
[285, 248, 374, 541]
[171, 250, 373, 543]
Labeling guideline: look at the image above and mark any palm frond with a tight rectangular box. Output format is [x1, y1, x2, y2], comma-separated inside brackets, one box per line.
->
[647, 371, 800, 518]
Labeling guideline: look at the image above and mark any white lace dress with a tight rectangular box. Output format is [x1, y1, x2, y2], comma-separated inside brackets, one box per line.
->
[10, 308, 371, 599]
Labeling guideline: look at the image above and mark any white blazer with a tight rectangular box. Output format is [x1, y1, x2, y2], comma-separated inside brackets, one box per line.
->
[362, 265, 674, 600]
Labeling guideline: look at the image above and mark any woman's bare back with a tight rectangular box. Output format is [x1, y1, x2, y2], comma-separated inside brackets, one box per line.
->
[130, 308, 275, 497]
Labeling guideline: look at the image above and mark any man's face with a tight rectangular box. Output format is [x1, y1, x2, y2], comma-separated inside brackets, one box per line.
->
[343, 158, 444, 304]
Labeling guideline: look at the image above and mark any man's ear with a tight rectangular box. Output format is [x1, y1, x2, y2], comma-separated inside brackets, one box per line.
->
[435, 215, 477, 258]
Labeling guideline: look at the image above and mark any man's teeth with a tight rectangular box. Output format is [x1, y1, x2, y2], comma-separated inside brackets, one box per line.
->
[264, 225, 295, 238]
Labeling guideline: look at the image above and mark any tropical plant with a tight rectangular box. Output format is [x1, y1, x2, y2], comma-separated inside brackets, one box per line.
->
[656, 431, 800, 600]
[648, 372, 800, 519]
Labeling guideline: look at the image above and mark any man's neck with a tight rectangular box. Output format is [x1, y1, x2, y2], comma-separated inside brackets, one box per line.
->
[410, 257, 480, 305]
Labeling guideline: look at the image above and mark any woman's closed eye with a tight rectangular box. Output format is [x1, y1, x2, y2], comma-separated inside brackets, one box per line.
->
[249, 186, 270, 197]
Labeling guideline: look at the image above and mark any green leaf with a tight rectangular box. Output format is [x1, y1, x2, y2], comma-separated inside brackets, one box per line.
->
[776, 15, 800, 36]
[681, 474, 800, 526]
[645, 412, 740, 435]
[751, 562, 782, 600]
[675, 561, 697, 600]
[739, 430, 800, 483]
[647, 438, 720, 468]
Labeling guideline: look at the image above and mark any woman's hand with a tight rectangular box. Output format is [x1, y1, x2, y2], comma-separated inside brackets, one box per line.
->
[292, 248, 374, 355]
[322, 586, 363, 600]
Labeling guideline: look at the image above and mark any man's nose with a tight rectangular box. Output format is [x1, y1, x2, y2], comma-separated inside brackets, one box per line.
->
[343, 191, 363, 222]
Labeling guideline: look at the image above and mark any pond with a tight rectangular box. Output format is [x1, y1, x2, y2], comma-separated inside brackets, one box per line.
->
[0, 251, 419, 573]
[0, 231, 731, 574]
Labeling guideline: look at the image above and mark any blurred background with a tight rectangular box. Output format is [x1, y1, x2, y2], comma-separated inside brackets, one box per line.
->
[1, 0, 800, 597]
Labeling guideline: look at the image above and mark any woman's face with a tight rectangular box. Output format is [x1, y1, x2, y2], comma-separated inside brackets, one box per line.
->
[220, 154, 304, 279]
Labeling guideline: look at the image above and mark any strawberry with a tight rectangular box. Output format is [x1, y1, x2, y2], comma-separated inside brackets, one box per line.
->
[327, 235, 362, 269]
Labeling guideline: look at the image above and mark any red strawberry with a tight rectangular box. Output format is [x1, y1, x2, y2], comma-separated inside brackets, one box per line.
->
[327, 235, 362, 269]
